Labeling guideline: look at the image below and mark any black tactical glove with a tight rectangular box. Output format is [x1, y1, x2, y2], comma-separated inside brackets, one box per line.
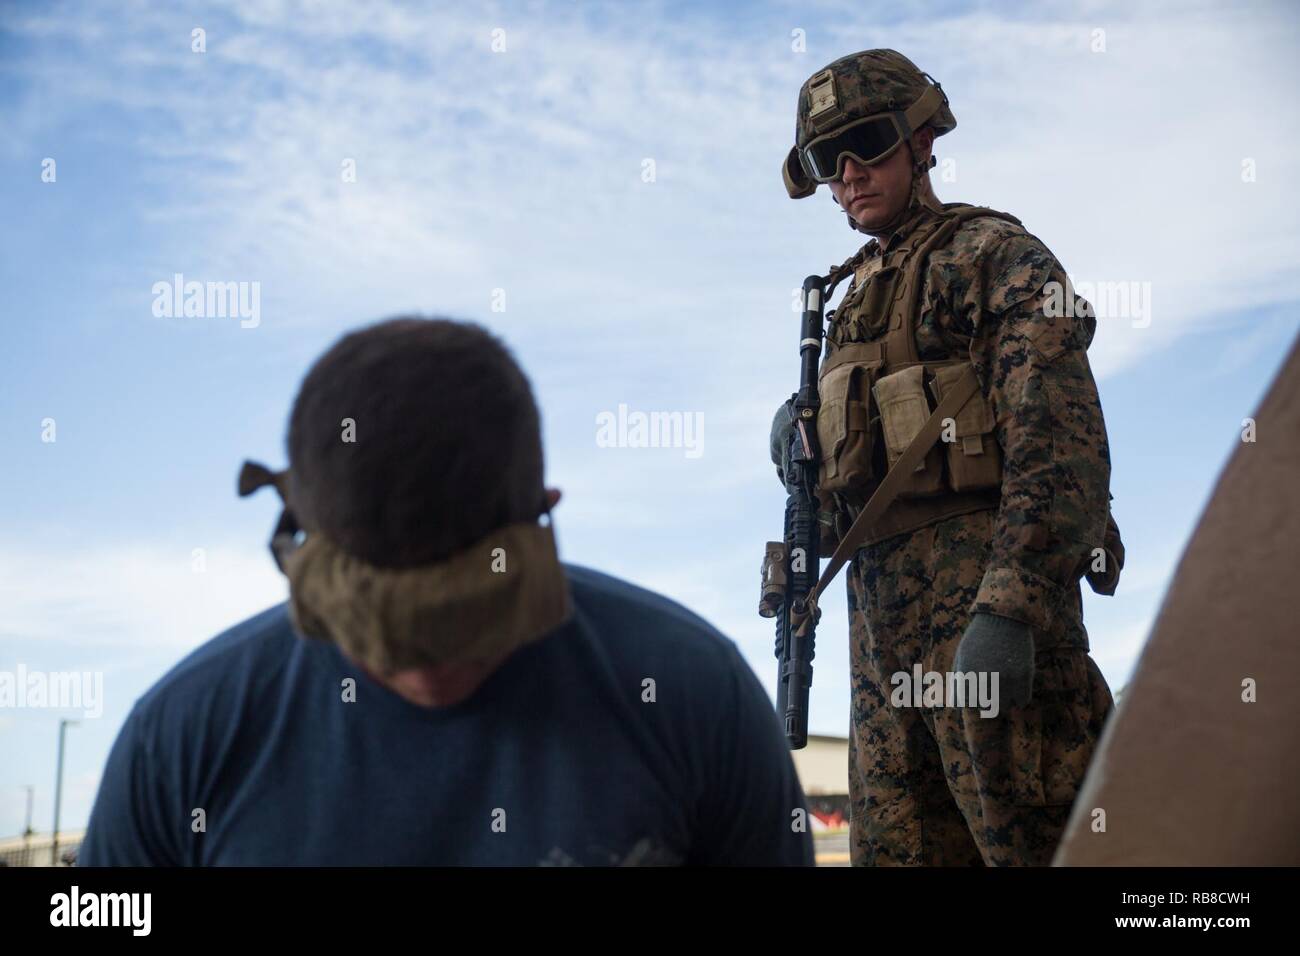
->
[954, 612, 1036, 710]
[769, 395, 797, 493]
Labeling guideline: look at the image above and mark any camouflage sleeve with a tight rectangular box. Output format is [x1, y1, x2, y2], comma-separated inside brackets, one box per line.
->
[964, 231, 1112, 632]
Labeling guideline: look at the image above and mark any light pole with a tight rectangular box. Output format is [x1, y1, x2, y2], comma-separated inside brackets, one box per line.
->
[23, 785, 34, 840]
[52, 719, 78, 866]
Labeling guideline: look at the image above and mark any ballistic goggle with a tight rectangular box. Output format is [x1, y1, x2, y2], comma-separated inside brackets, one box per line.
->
[797, 84, 945, 183]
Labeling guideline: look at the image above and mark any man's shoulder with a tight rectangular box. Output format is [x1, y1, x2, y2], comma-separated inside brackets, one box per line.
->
[563, 564, 740, 667]
[935, 205, 1063, 314]
[941, 205, 1038, 256]
[132, 603, 298, 724]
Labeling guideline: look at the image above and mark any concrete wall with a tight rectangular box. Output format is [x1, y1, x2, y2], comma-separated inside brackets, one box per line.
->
[791, 734, 849, 796]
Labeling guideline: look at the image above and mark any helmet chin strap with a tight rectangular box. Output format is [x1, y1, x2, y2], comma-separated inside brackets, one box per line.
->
[844, 144, 942, 237]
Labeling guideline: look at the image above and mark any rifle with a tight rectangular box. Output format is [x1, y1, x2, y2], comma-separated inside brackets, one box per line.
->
[759, 275, 988, 750]
[760, 274, 827, 750]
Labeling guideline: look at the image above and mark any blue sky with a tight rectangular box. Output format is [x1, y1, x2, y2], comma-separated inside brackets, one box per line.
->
[1, 0, 1298, 837]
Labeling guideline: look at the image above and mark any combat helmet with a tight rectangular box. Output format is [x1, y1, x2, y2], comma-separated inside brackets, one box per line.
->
[783, 50, 955, 231]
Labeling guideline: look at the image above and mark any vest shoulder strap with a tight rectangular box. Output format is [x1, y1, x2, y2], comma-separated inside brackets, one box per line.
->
[883, 205, 1024, 365]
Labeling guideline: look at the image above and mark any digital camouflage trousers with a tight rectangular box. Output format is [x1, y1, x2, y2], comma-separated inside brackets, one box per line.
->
[846, 509, 1113, 866]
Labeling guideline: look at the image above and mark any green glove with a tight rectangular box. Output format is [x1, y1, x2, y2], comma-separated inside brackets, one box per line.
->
[769, 396, 797, 493]
[954, 612, 1036, 709]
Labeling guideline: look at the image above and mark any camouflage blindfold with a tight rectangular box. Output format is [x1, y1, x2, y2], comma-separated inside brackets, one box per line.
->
[238, 460, 571, 674]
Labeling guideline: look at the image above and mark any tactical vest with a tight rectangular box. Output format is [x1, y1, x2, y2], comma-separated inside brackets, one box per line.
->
[816, 204, 1022, 546]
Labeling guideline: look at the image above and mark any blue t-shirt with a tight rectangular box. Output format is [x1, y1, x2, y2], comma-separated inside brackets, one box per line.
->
[80, 565, 814, 866]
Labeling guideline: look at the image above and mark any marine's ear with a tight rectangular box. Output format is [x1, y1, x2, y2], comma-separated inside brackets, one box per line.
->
[911, 125, 936, 165]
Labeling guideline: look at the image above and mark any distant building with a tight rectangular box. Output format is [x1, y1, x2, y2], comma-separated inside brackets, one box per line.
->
[0, 830, 84, 868]
[791, 734, 849, 829]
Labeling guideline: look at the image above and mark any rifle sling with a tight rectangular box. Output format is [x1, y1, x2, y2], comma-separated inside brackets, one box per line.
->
[807, 364, 982, 611]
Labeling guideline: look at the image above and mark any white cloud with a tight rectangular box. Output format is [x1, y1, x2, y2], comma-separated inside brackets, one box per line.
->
[0, 542, 285, 650]
[11, 0, 1292, 376]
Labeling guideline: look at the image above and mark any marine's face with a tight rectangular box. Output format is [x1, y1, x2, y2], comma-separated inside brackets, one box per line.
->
[827, 128, 933, 233]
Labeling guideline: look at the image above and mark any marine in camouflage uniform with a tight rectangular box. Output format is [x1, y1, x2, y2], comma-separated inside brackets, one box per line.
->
[775, 50, 1119, 866]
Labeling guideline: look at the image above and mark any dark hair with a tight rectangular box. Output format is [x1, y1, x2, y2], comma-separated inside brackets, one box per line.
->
[287, 317, 545, 567]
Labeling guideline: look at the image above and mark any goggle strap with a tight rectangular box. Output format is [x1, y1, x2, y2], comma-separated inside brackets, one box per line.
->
[902, 85, 943, 138]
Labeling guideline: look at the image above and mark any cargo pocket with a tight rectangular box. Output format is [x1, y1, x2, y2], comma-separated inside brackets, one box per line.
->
[851, 265, 900, 338]
[816, 361, 877, 495]
[1011, 651, 1105, 807]
[871, 365, 945, 498]
[929, 362, 1002, 493]
[1085, 510, 1124, 595]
